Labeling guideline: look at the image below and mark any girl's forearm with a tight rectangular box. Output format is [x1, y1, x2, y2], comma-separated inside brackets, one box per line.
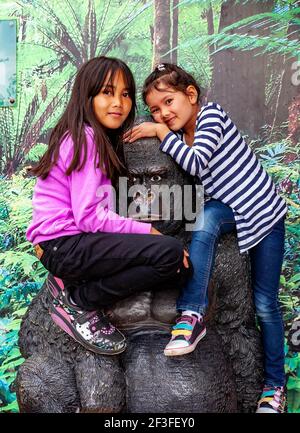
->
[156, 124, 171, 142]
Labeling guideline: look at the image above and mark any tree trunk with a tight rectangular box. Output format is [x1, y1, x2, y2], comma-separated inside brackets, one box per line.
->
[206, 2, 215, 59]
[152, 0, 171, 68]
[210, 0, 275, 138]
[268, 2, 300, 139]
[19, 14, 28, 42]
[171, 0, 179, 64]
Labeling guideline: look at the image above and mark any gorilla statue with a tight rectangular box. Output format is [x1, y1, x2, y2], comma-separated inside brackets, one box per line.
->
[15, 126, 263, 413]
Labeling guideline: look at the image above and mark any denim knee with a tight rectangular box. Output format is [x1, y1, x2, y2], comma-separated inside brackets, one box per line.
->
[190, 228, 218, 246]
[255, 300, 282, 323]
[193, 199, 235, 236]
[194, 215, 220, 237]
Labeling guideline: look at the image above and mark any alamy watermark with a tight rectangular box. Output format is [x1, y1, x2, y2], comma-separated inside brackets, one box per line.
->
[291, 61, 300, 86]
[96, 177, 205, 232]
[288, 319, 300, 352]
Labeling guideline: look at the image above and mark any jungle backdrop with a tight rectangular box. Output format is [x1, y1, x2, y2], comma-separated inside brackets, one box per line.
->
[0, 0, 299, 413]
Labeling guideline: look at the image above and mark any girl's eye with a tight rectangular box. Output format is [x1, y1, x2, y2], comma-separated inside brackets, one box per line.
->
[150, 175, 161, 182]
[166, 99, 173, 105]
[123, 92, 130, 98]
[103, 89, 112, 95]
[151, 108, 159, 114]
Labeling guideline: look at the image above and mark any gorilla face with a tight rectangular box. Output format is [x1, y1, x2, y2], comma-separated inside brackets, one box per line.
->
[127, 164, 169, 221]
[123, 136, 196, 235]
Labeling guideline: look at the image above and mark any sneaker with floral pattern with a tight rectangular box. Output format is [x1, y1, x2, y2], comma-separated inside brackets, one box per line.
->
[46, 273, 126, 355]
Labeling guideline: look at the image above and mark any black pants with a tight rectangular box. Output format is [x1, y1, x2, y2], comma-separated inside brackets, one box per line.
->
[39, 232, 192, 310]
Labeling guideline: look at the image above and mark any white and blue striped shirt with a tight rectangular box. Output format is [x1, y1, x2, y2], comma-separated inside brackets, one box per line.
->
[160, 102, 287, 253]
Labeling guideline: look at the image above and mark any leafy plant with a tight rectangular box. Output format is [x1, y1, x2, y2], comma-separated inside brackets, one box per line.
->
[1, 0, 153, 177]
[0, 169, 47, 412]
[177, 1, 300, 58]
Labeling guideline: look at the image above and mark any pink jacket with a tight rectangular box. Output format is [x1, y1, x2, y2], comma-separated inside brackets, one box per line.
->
[26, 126, 151, 245]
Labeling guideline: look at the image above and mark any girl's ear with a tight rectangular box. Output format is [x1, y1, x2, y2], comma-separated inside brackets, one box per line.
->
[186, 85, 198, 104]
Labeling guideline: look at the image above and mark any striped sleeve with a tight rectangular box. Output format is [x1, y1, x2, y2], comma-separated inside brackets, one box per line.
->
[159, 107, 223, 177]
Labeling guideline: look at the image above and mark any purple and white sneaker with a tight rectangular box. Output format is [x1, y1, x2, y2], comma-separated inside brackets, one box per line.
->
[46, 274, 126, 355]
[164, 314, 206, 356]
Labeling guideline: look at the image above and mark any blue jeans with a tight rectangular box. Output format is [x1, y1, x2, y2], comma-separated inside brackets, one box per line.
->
[177, 199, 286, 387]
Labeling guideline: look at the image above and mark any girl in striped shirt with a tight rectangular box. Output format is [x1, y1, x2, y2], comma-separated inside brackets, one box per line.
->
[124, 63, 287, 413]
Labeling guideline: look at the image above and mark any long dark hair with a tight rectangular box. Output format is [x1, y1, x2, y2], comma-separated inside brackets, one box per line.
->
[29, 56, 136, 185]
[142, 63, 201, 105]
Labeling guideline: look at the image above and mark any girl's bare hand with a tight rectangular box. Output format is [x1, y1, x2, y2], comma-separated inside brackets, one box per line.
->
[150, 227, 163, 235]
[123, 122, 158, 143]
[183, 249, 190, 268]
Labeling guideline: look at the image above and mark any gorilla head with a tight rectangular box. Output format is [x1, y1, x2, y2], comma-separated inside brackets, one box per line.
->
[122, 118, 198, 237]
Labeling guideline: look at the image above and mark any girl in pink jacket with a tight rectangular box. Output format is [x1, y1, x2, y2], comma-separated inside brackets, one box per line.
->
[26, 57, 190, 356]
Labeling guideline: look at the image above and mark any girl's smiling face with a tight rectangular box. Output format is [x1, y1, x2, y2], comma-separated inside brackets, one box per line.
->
[93, 69, 133, 129]
[146, 85, 198, 132]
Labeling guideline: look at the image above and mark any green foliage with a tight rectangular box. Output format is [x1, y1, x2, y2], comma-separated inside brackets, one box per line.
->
[0, 170, 46, 411]
[0, 75, 65, 177]
[0, 308, 27, 412]
[24, 143, 48, 163]
[176, 1, 300, 67]
[285, 344, 300, 412]
[0, 0, 154, 177]
[209, 5, 300, 58]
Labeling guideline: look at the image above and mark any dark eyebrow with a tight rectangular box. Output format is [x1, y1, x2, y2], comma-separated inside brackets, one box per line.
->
[147, 167, 169, 176]
[102, 84, 129, 91]
[128, 167, 169, 176]
[162, 94, 173, 101]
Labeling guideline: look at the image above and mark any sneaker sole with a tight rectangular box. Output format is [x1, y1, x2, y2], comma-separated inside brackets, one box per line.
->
[49, 302, 126, 356]
[164, 328, 207, 356]
[256, 407, 281, 413]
